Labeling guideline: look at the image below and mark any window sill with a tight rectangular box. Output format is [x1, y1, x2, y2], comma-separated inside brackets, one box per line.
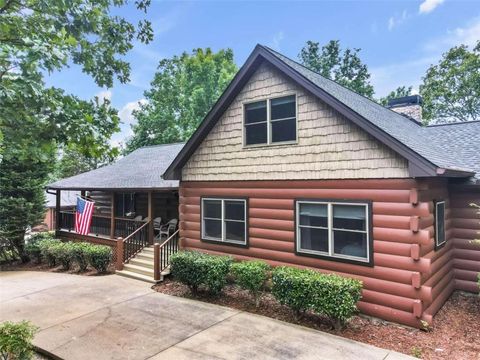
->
[295, 248, 373, 267]
[201, 237, 249, 248]
[242, 140, 298, 150]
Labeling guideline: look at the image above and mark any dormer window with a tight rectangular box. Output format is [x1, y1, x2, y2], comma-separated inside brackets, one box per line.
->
[244, 95, 296, 146]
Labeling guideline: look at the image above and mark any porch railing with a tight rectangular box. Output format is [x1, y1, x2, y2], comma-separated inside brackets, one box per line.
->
[117, 220, 150, 267]
[154, 229, 180, 281]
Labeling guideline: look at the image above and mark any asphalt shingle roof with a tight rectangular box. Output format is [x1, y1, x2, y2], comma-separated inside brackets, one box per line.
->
[262, 46, 478, 174]
[48, 143, 184, 190]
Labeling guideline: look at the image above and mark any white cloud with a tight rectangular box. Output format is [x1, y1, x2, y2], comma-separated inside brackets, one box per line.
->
[95, 89, 112, 104]
[419, 0, 445, 14]
[388, 10, 408, 31]
[270, 31, 284, 50]
[425, 16, 480, 51]
[118, 99, 147, 125]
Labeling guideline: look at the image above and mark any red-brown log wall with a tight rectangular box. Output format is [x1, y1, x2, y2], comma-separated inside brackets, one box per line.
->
[178, 179, 479, 328]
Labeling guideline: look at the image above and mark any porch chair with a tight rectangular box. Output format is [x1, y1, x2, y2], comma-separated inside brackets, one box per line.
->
[159, 218, 178, 240]
[153, 217, 162, 233]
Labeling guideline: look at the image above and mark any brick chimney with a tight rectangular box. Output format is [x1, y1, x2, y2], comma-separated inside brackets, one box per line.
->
[387, 95, 423, 124]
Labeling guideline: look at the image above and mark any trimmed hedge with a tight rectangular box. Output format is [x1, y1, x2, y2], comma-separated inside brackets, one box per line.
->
[231, 260, 270, 307]
[171, 251, 232, 295]
[0, 321, 38, 360]
[272, 266, 362, 329]
[85, 244, 112, 273]
[37, 239, 61, 267]
[25, 232, 56, 263]
[71, 242, 91, 272]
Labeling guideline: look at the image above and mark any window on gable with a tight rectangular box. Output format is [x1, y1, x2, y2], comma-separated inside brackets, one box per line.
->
[244, 95, 296, 146]
[296, 200, 371, 265]
[434, 200, 446, 249]
[202, 198, 247, 246]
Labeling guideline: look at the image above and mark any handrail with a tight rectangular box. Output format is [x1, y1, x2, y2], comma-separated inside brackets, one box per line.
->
[154, 229, 180, 281]
[122, 220, 150, 243]
[59, 210, 147, 223]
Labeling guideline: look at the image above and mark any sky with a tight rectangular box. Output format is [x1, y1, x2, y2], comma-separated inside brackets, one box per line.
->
[44, 0, 480, 146]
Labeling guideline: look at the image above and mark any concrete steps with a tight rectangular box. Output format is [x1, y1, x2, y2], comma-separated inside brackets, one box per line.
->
[116, 246, 169, 284]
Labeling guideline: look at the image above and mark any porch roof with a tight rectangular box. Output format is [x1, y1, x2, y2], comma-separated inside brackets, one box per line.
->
[47, 143, 184, 191]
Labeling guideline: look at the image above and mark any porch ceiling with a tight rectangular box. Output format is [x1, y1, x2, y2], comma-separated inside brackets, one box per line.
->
[47, 143, 184, 191]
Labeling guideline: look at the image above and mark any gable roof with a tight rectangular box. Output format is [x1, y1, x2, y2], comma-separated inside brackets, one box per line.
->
[48, 143, 184, 191]
[163, 44, 477, 181]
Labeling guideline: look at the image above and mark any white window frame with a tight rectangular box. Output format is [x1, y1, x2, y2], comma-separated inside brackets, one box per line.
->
[435, 200, 446, 248]
[296, 200, 370, 263]
[201, 198, 247, 245]
[243, 93, 298, 147]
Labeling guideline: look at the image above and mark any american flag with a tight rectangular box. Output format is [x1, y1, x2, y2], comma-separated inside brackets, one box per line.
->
[75, 197, 95, 235]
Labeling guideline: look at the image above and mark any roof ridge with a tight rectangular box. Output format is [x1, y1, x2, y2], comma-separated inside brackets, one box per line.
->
[427, 120, 480, 127]
[259, 44, 425, 128]
[135, 142, 186, 150]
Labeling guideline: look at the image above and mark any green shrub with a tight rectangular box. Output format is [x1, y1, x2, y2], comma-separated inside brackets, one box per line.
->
[231, 260, 270, 307]
[25, 232, 56, 263]
[272, 266, 362, 329]
[50, 242, 75, 270]
[0, 321, 38, 360]
[171, 251, 232, 295]
[70, 242, 90, 272]
[37, 239, 61, 267]
[86, 245, 112, 273]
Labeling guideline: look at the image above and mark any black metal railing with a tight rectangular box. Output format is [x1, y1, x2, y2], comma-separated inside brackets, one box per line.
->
[157, 229, 179, 274]
[122, 221, 150, 262]
[115, 218, 145, 239]
[90, 215, 111, 237]
[59, 211, 75, 231]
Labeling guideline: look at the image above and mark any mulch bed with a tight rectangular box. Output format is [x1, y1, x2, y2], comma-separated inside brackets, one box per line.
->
[0, 260, 115, 276]
[153, 278, 480, 360]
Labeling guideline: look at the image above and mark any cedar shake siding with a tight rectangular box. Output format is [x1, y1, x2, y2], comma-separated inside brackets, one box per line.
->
[180, 179, 470, 328]
[182, 63, 409, 181]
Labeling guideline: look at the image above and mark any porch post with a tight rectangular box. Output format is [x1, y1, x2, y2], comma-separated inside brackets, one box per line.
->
[110, 192, 115, 239]
[148, 191, 154, 245]
[55, 189, 61, 234]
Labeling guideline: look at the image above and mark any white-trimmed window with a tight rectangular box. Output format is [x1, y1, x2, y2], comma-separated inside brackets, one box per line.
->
[201, 198, 247, 245]
[434, 200, 446, 248]
[296, 200, 371, 264]
[244, 95, 296, 146]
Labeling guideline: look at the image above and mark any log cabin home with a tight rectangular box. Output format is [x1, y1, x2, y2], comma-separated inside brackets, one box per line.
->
[48, 45, 479, 328]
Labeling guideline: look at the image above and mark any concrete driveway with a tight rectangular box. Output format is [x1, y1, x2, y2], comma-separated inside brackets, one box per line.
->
[0, 271, 412, 360]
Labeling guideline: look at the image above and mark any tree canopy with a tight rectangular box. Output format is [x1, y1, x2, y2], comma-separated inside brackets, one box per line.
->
[299, 40, 374, 98]
[125, 48, 238, 153]
[420, 41, 480, 123]
[0, 0, 152, 260]
[378, 86, 414, 107]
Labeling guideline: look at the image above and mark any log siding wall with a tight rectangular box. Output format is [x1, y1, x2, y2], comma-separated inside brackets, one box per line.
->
[182, 63, 409, 181]
[179, 179, 480, 328]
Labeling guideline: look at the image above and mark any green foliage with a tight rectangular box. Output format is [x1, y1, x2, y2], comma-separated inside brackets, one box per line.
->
[37, 239, 61, 267]
[85, 245, 112, 273]
[299, 40, 374, 98]
[420, 41, 480, 123]
[125, 48, 238, 152]
[231, 260, 270, 307]
[0, 320, 38, 360]
[24, 232, 55, 263]
[50, 242, 76, 270]
[171, 251, 232, 295]
[272, 267, 362, 329]
[70, 243, 91, 272]
[378, 86, 413, 106]
[0, 0, 152, 261]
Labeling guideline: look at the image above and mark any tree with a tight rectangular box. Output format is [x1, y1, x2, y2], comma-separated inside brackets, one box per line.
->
[420, 41, 480, 123]
[125, 48, 238, 152]
[0, 0, 152, 260]
[378, 86, 413, 106]
[299, 40, 374, 98]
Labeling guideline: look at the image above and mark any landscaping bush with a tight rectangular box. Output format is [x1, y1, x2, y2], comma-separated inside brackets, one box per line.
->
[231, 260, 270, 307]
[272, 266, 362, 329]
[0, 321, 38, 360]
[37, 239, 61, 267]
[171, 251, 232, 295]
[70, 242, 91, 272]
[24, 232, 56, 263]
[86, 245, 112, 273]
[50, 242, 76, 270]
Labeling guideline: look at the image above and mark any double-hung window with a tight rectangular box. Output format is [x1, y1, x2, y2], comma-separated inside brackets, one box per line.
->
[201, 198, 247, 246]
[434, 200, 446, 249]
[296, 200, 372, 265]
[244, 95, 296, 146]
